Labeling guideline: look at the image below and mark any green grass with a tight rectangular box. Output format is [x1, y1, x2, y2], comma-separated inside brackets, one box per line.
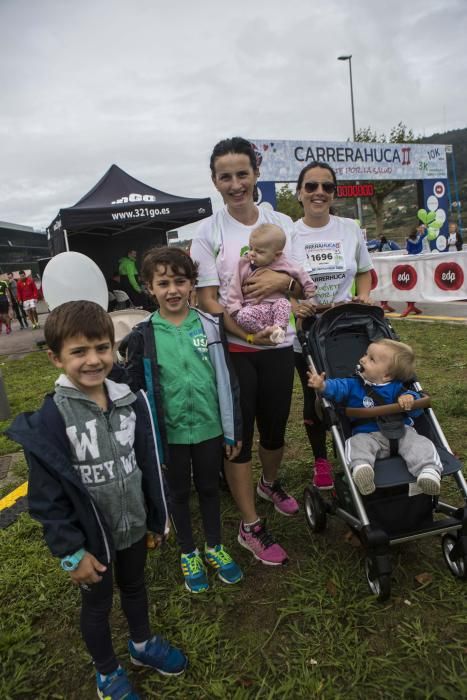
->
[1, 321, 466, 699]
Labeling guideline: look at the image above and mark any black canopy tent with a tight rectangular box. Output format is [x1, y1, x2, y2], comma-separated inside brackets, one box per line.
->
[47, 164, 212, 277]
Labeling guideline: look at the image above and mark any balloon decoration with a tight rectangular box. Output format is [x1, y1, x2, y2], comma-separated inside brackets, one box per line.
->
[417, 209, 428, 224]
[417, 209, 440, 244]
[42, 252, 109, 311]
[417, 209, 437, 226]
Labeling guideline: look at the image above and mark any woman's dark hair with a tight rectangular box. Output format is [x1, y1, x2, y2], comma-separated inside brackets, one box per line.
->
[141, 246, 198, 285]
[210, 137, 258, 176]
[296, 161, 338, 192]
[210, 137, 259, 202]
[378, 236, 388, 252]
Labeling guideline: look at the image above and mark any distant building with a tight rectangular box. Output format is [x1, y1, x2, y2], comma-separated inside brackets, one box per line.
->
[0, 221, 49, 273]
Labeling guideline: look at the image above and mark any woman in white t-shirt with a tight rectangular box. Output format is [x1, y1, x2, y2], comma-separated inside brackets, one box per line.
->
[191, 137, 300, 568]
[291, 161, 373, 491]
[447, 222, 463, 252]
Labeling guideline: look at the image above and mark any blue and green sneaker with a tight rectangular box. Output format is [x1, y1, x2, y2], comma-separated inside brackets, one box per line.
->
[204, 544, 244, 584]
[129, 635, 188, 676]
[96, 666, 140, 700]
[180, 549, 209, 593]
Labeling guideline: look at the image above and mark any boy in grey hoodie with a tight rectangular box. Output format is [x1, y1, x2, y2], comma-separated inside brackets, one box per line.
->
[7, 301, 187, 700]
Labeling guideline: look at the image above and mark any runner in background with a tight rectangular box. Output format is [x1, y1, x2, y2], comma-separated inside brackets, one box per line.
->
[16, 270, 40, 329]
[0, 277, 12, 334]
[447, 222, 463, 252]
[400, 225, 426, 317]
[7, 272, 28, 329]
[377, 236, 400, 313]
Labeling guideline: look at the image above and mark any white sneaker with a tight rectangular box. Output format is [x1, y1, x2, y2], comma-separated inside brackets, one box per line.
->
[352, 463, 376, 496]
[417, 468, 441, 496]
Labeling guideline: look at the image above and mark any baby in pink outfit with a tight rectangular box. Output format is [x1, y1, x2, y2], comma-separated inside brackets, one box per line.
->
[226, 224, 317, 344]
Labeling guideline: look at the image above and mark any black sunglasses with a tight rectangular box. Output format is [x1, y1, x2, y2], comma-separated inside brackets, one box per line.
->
[303, 181, 336, 194]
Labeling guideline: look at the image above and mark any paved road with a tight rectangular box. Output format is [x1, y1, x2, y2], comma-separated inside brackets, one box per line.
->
[382, 300, 467, 322]
[0, 308, 47, 358]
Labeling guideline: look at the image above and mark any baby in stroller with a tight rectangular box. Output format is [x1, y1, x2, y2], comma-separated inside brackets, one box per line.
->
[307, 338, 443, 496]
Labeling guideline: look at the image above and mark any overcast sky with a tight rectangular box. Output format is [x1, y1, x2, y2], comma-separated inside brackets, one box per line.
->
[1, 0, 466, 230]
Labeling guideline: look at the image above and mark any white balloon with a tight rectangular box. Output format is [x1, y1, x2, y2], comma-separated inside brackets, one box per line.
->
[42, 252, 108, 310]
[435, 235, 447, 252]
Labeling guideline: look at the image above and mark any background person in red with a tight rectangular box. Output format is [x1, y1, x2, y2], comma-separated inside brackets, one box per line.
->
[16, 270, 40, 329]
[400, 226, 426, 317]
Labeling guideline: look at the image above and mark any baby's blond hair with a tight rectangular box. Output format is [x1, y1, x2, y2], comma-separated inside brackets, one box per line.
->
[250, 224, 286, 253]
[375, 339, 416, 382]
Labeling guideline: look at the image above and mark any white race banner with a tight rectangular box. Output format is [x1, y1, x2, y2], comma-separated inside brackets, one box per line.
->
[250, 140, 447, 181]
[370, 251, 467, 302]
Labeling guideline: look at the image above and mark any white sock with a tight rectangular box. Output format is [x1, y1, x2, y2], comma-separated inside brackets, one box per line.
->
[131, 639, 148, 652]
[242, 519, 261, 531]
[261, 475, 274, 487]
[98, 666, 121, 680]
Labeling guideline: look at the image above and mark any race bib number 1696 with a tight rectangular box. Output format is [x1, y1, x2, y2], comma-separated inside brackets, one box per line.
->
[304, 240, 345, 274]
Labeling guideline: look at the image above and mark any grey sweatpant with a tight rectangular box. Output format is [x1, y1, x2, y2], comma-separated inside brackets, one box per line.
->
[345, 426, 443, 478]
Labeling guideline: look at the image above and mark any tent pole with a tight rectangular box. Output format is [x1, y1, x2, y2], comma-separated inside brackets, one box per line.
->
[64, 229, 70, 252]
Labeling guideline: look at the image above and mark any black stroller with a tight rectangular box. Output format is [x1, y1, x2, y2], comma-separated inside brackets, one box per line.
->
[298, 303, 467, 601]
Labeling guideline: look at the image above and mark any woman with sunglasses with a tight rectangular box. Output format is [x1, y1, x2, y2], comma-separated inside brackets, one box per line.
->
[191, 137, 300, 568]
[291, 161, 373, 490]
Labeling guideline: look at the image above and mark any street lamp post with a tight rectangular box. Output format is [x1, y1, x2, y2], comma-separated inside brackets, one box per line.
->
[338, 54, 364, 226]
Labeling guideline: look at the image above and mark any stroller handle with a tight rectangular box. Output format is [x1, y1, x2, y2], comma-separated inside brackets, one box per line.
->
[345, 395, 431, 418]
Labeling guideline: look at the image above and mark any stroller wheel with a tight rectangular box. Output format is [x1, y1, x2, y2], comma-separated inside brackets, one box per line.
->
[303, 486, 327, 533]
[364, 556, 391, 601]
[442, 534, 467, 579]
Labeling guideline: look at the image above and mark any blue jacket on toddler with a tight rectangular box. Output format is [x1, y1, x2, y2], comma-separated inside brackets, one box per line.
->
[322, 377, 423, 435]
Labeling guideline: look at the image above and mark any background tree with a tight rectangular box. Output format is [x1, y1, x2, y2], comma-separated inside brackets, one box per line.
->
[355, 122, 418, 236]
[275, 184, 303, 221]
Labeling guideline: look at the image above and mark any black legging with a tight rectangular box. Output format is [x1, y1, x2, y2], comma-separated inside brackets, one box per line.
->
[229, 346, 295, 463]
[80, 536, 150, 675]
[11, 297, 28, 327]
[294, 352, 328, 460]
[164, 436, 224, 553]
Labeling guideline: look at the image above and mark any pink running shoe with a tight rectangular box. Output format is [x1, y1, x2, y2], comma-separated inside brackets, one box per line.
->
[238, 520, 288, 566]
[313, 458, 334, 490]
[6, 326, 11, 335]
[257, 478, 299, 516]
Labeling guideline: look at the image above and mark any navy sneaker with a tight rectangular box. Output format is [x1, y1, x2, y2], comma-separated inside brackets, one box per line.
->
[96, 666, 140, 700]
[129, 635, 188, 676]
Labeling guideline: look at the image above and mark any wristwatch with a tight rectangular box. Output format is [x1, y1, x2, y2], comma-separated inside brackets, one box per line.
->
[60, 548, 86, 571]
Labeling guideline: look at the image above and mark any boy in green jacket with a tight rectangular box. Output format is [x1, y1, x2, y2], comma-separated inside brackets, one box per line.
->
[125, 247, 243, 593]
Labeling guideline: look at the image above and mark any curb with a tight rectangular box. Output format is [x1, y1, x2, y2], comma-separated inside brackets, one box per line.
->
[0, 481, 28, 529]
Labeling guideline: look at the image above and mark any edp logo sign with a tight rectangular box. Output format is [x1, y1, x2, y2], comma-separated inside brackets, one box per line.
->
[392, 265, 418, 291]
